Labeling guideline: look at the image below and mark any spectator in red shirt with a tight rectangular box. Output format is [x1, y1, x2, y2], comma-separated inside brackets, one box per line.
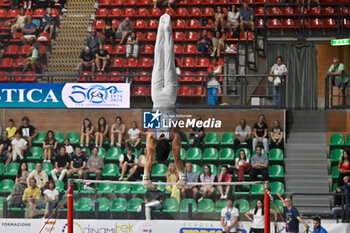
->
[218, 165, 232, 199]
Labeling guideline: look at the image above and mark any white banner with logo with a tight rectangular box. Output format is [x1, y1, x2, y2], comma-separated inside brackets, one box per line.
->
[0, 219, 348, 233]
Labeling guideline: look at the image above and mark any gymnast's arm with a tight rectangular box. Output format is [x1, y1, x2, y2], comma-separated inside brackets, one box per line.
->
[144, 132, 156, 179]
[171, 132, 184, 174]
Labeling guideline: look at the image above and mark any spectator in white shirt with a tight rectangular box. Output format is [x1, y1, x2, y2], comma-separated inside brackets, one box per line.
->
[221, 196, 239, 233]
[244, 199, 277, 233]
[125, 121, 141, 148]
[43, 180, 59, 218]
[11, 130, 27, 161]
[227, 5, 239, 32]
[234, 119, 252, 152]
[64, 139, 74, 156]
[118, 146, 138, 181]
[269, 56, 287, 106]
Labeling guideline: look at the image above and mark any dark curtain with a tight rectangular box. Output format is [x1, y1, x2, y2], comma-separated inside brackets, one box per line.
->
[267, 43, 318, 109]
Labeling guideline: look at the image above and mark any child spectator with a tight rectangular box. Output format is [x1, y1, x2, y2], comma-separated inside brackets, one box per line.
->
[235, 150, 251, 181]
[218, 165, 232, 199]
[80, 118, 94, 147]
[227, 5, 239, 32]
[102, 19, 115, 46]
[211, 31, 224, 57]
[51, 147, 70, 181]
[64, 138, 74, 156]
[18, 116, 38, 149]
[41, 8, 56, 39]
[95, 117, 109, 147]
[166, 162, 180, 203]
[83, 147, 104, 180]
[125, 121, 141, 148]
[21, 16, 37, 45]
[7, 162, 28, 207]
[270, 120, 284, 150]
[11, 130, 27, 161]
[6, 119, 17, 139]
[67, 147, 87, 179]
[22, 178, 41, 217]
[126, 31, 139, 58]
[43, 180, 59, 218]
[11, 8, 26, 33]
[27, 162, 48, 191]
[215, 6, 226, 32]
[43, 130, 58, 163]
[200, 165, 215, 201]
[118, 146, 138, 181]
[110, 116, 126, 148]
[95, 44, 110, 72]
[252, 114, 269, 153]
[0, 130, 12, 169]
[21, 42, 41, 74]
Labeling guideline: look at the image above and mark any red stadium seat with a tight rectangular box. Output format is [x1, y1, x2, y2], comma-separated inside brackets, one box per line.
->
[110, 8, 122, 18]
[0, 9, 6, 18]
[324, 18, 337, 28]
[7, 9, 19, 18]
[177, 0, 189, 5]
[124, 0, 136, 6]
[268, 19, 282, 28]
[103, 44, 113, 54]
[113, 45, 126, 55]
[99, 0, 111, 7]
[141, 44, 154, 55]
[174, 19, 186, 29]
[185, 31, 198, 42]
[188, 8, 201, 17]
[257, 18, 265, 29]
[136, 8, 148, 17]
[307, 18, 323, 28]
[196, 57, 209, 68]
[139, 57, 153, 68]
[240, 31, 254, 41]
[322, 6, 336, 15]
[0, 71, 9, 82]
[282, 7, 294, 15]
[107, 71, 124, 82]
[92, 72, 107, 82]
[14, 58, 25, 68]
[134, 20, 146, 29]
[321, 0, 333, 3]
[111, 20, 119, 29]
[37, 32, 50, 42]
[110, 57, 124, 68]
[134, 71, 151, 82]
[282, 18, 297, 28]
[193, 86, 205, 96]
[341, 7, 348, 15]
[216, 0, 227, 4]
[343, 18, 350, 28]
[200, 19, 214, 29]
[202, 0, 214, 5]
[199, 30, 212, 39]
[178, 86, 192, 96]
[5, 45, 18, 56]
[268, 0, 280, 3]
[335, 0, 347, 3]
[40, 45, 46, 55]
[96, 8, 109, 18]
[163, 8, 174, 17]
[144, 31, 156, 41]
[175, 8, 188, 17]
[51, 8, 59, 17]
[0, 0, 10, 7]
[78, 72, 92, 82]
[255, 0, 266, 4]
[255, 7, 265, 16]
[183, 44, 197, 55]
[138, 0, 152, 6]
[149, 8, 161, 17]
[94, 20, 105, 29]
[187, 19, 199, 29]
[125, 57, 138, 68]
[133, 86, 148, 96]
[10, 32, 23, 42]
[202, 7, 214, 17]
[308, 6, 321, 15]
[26, 10, 33, 17]
[146, 19, 158, 29]
[268, 7, 281, 15]
[174, 44, 182, 55]
[179, 71, 193, 82]
[122, 8, 134, 17]
[1, 20, 13, 30]
[19, 45, 31, 56]
[173, 31, 184, 41]
[181, 57, 195, 68]
[295, 7, 307, 15]
[10, 71, 22, 81]
[21, 72, 36, 82]
[0, 58, 14, 68]
[189, 0, 201, 4]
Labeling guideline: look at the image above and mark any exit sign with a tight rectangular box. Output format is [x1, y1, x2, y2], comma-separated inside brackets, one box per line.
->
[331, 39, 350, 46]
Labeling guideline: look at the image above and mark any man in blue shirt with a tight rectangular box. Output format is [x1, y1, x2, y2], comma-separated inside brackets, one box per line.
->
[312, 217, 327, 233]
[277, 193, 310, 233]
[21, 16, 37, 44]
[239, 2, 254, 32]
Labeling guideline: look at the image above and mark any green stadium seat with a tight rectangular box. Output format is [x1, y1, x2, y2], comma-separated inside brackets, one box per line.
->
[163, 198, 179, 213]
[27, 162, 36, 172]
[202, 164, 217, 176]
[187, 148, 202, 161]
[219, 148, 235, 161]
[96, 197, 110, 212]
[111, 198, 127, 212]
[0, 163, 4, 176]
[76, 197, 93, 212]
[0, 179, 14, 193]
[102, 163, 118, 178]
[106, 147, 122, 161]
[202, 148, 219, 161]
[331, 149, 343, 163]
[54, 180, 64, 193]
[131, 184, 147, 194]
[205, 132, 220, 145]
[28, 147, 43, 160]
[4, 162, 19, 176]
[346, 134, 350, 146]
[151, 164, 167, 178]
[157, 185, 165, 192]
[115, 183, 131, 194]
[236, 148, 251, 159]
[0, 196, 6, 210]
[251, 184, 264, 195]
[192, 163, 201, 176]
[97, 183, 115, 194]
[66, 131, 80, 144]
[234, 185, 250, 195]
[221, 133, 235, 146]
[98, 147, 106, 158]
[215, 199, 227, 213]
[269, 165, 284, 179]
[330, 133, 345, 146]
[234, 199, 250, 213]
[82, 148, 90, 157]
[332, 166, 339, 179]
[127, 198, 143, 212]
[180, 198, 197, 213]
[198, 199, 214, 213]
[169, 148, 186, 161]
[54, 131, 64, 144]
[42, 163, 53, 175]
[269, 148, 284, 162]
[33, 131, 46, 144]
[271, 182, 285, 195]
[271, 199, 284, 213]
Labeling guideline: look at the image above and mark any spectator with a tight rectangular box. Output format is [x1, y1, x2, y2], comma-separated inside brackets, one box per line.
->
[189, 115, 205, 147]
[227, 5, 239, 33]
[211, 31, 224, 57]
[23, 0, 33, 9]
[64, 138, 74, 156]
[102, 19, 115, 46]
[12, 0, 21, 8]
[11, 8, 26, 33]
[197, 30, 211, 56]
[337, 150, 350, 186]
[181, 162, 199, 200]
[115, 17, 133, 44]
[239, 2, 254, 32]
[11, 130, 28, 161]
[86, 28, 101, 54]
[95, 44, 110, 72]
[21, 16, 37, 45]
[110, 116, 126, 148]
[37, 0, 49, 8]
[250, 146, 269, 181]
[153, 0, 158, 8]
[234, 119, 252, 152]
[67, 147, 87, 179]
[252, 114, 269, 153]
[312, 217, 327, 233]
[270, 120, 284, 150]
[327, 58, 347, 106]
[18, 116, 38, 149]
[235, 150, 251, 181]
[277, 193, 310, 233]
[208, 57, 223, 76]
[207, 75, 221, 106]
[244, 199, 278, 232]
[166, 162, 180, 202]
[220, 196, 239, 233]
[43, 130, 57, 163]
[297, 0, 320, 11]
[22, 178, 41, 217]
[83, 147, 104, 180]
[199, 165, 215, 201]
[334, 175, 350, 210]
[270, 56, 287, 106]
[43, 180, 59, 218]
[51, 0, 67, 12]
[126, 31, 139, 58]
[94, 117, 109, 147]
[41, 8, 56, 39]
[78, 46, 96, 74]
[0, 130, 12, 169]
[125, 121, 141, 148]
[118, 146, 138, 181]
[80, 118, 94, 147]
[21, 42, 41, 74]
[27, 163, 48, 191]
[214, 6, 226, 32]
[51, 146, 70, 181]
[6, 119, 17, 140]
[218, 165, 232, 199]
[129, 147, 147, 181]
[7, 162, 28, 207]
[137, 181, 164, 220]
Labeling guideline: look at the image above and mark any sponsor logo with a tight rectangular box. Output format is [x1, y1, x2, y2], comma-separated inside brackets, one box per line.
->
[115, 223, 134, 233]
[1, 222, 31, 227]
[61, 221, 83, 233]
[179, 228, 247, 233]
[142, 229, 152, 233]
[82, 224, 115, 233]
[143, 110, 162, 129]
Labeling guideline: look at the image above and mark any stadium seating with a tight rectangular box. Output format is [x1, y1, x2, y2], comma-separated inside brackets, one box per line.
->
[110, 198, 127, 212]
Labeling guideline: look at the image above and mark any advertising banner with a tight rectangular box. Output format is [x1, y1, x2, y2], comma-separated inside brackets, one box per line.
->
[0, 83, 130, 108]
